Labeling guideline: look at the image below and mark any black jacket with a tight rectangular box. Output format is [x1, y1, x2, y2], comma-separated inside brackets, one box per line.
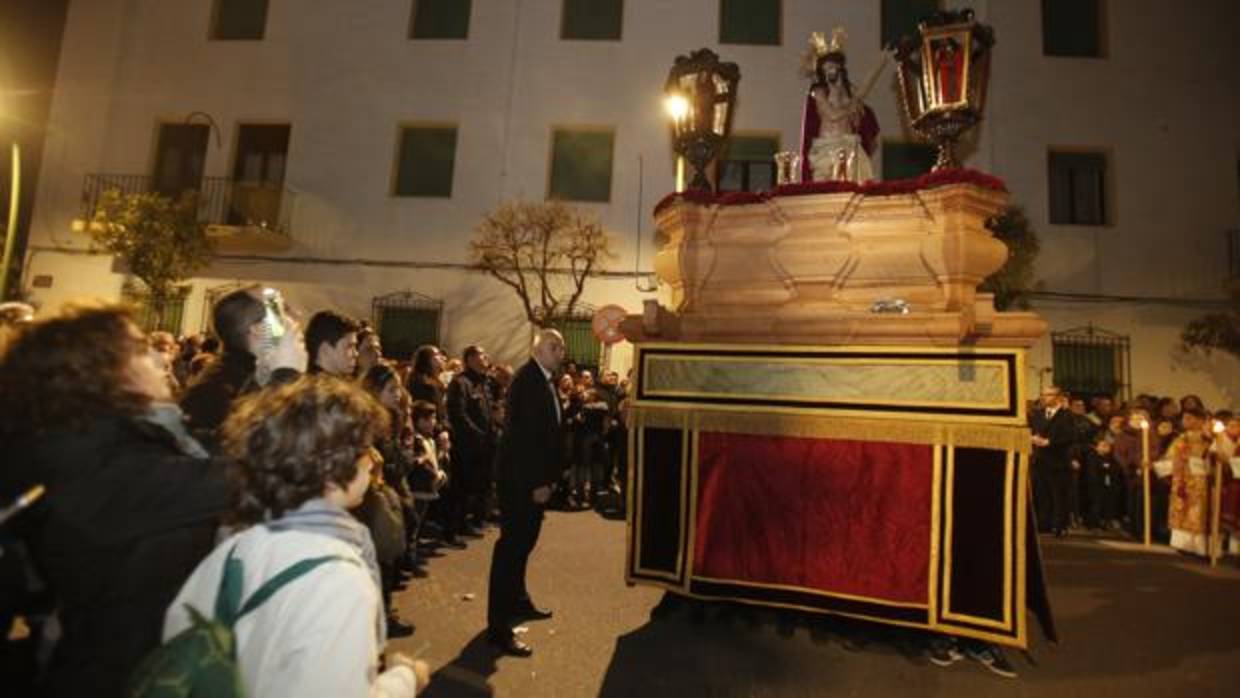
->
[0, 415, 231, 698]
[1031, 407, 1076, 470]
[497, 359, 565, 506]
[446, 368, 496, 461]
[180, 351, 299, 452]
[179, 351, 256, 440]
[408, 375, 447, 431]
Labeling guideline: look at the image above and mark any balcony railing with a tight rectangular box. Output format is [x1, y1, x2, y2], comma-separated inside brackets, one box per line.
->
[80, 173, 296, 237]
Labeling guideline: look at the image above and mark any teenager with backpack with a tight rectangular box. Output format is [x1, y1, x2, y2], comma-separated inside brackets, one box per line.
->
[141, 375, 428, 697]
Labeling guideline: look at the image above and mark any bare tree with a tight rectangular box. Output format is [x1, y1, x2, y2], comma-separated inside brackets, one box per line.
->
[470, 200, 614, 325]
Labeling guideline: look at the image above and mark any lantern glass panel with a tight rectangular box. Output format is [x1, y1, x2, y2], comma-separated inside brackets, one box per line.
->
[920, 26, 972, 112]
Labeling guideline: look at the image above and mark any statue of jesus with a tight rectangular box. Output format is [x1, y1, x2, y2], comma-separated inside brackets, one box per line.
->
[799, 30, 880, 183]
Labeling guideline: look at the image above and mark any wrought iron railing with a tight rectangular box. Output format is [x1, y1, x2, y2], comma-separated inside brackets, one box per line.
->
[80, 173, 296, 235]
[1050, 324, 1131, 402]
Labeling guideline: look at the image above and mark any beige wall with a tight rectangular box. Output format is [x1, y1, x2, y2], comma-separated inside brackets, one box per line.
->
[22, 0, 1240, 403]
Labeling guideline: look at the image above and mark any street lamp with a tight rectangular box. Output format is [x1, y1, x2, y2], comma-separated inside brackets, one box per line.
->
[0, 132, 19, 301]
[893, 9, 995, 170]
[664, 48, 740, 193]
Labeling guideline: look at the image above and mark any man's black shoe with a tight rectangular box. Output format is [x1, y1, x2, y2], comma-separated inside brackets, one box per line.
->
[387, 616, 415, 638]
[488, 632, 533, 657]
[514, 604, 553, 621]
[440, 537, 467, 550]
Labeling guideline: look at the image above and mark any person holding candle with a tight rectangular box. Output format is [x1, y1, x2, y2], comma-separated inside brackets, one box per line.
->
[1167, 408, 1213, 556]
[1115, 409, 1155, 540]
[1211, 411, 1240, 557]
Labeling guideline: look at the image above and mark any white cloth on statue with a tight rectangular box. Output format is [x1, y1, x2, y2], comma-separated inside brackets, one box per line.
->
[808, 131, 873, 183]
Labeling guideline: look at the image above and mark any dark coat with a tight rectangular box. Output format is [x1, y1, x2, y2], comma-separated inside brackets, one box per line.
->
[446, 369, 496, 459]
[179, 351, 299, 452]
[178, 351, 256, 441]
[408, 374, 447, 430]
[0, 415, 231, 698]
[1031, 407, 1077, 470]
[496, 359, 565, 507]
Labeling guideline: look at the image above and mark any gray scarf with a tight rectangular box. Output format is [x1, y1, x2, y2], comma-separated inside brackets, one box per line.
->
[141, 401, 209, 458]
[263, 498, 386, 641]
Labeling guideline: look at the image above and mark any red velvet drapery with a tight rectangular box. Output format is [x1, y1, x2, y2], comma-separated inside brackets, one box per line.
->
[694, 433, 934, 604]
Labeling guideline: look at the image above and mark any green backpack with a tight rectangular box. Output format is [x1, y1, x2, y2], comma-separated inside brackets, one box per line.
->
[126, 546, 348, 698]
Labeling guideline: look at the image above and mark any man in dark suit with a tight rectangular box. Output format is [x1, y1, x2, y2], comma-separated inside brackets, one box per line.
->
[1031, 386, 1077, 536]
[486, 329, 566, 656]
[447, 345, 498, 536]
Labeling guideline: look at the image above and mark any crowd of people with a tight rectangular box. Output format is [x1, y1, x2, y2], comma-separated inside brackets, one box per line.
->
[0, 287, 631, 696]
[1029, 386, 1240, 558]
[4, 287, 1237, 693]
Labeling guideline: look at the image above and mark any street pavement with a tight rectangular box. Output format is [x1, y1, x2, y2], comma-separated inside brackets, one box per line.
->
[390, 510, 1240, 697]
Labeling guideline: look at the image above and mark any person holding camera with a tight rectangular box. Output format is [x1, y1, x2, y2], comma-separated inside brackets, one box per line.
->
[180, 286, 306, 452]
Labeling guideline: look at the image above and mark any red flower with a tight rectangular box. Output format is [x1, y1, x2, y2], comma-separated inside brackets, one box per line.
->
[652, 169, 1007, 216]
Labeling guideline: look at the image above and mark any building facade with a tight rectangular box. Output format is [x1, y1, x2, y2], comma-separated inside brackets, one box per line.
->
[19, 0, 1240, 405]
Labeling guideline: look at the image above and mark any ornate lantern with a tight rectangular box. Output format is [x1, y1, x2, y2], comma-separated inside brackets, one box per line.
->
[664, 48, 740, 193]
[893, 9, 995, 171]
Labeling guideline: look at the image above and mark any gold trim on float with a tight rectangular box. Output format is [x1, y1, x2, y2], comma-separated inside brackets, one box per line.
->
[637, 340, 1018, 356]
[1015, 451, 1029, 646]
[636, 347, 1025, 426]
[691, 575, 929, 609]
[940, 447, 1015, 631]
[624, 408, 636, 585]
[634, 405, 1032, 454]
[633, 575, 1028, 649]
[927, 446, 943, 624]
[674, 413, 690, 582]
[642, 354, 1012, 411]
[683, 427, 700, 593]
[631, 415, 692, 583]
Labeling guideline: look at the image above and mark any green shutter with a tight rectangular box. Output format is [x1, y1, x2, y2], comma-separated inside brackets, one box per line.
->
[213, 0, 269, 40]
[1042, 0, 1101, 57]
[378, 307, 441, 361]
[410, 0, 472, 39]
[720, 135, 779, 193]
[881, 0, 939, 49]
[720, 0, 781, 46]
[562, 0, 623, 40]
[395, 126, 457, 197]
[549, 317, 600, 372]
[882, 141, 938, 181]
[1047, 151, 1107, 225]
[549, 129, 614, 202]
[724, 135, 778, 162]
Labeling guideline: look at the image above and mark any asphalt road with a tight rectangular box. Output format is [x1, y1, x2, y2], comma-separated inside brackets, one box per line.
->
[390, 510, 1240, 697]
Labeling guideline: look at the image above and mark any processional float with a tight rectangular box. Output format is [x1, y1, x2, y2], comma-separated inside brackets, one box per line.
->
[625, 10, 1055, 648]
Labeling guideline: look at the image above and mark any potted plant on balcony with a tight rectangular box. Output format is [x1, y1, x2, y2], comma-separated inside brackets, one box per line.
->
[89, 189, 215, 332]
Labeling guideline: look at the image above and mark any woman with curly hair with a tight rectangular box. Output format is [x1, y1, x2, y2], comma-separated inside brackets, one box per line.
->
[161, 375, 427, 696]
[0, 302, 230, 697]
